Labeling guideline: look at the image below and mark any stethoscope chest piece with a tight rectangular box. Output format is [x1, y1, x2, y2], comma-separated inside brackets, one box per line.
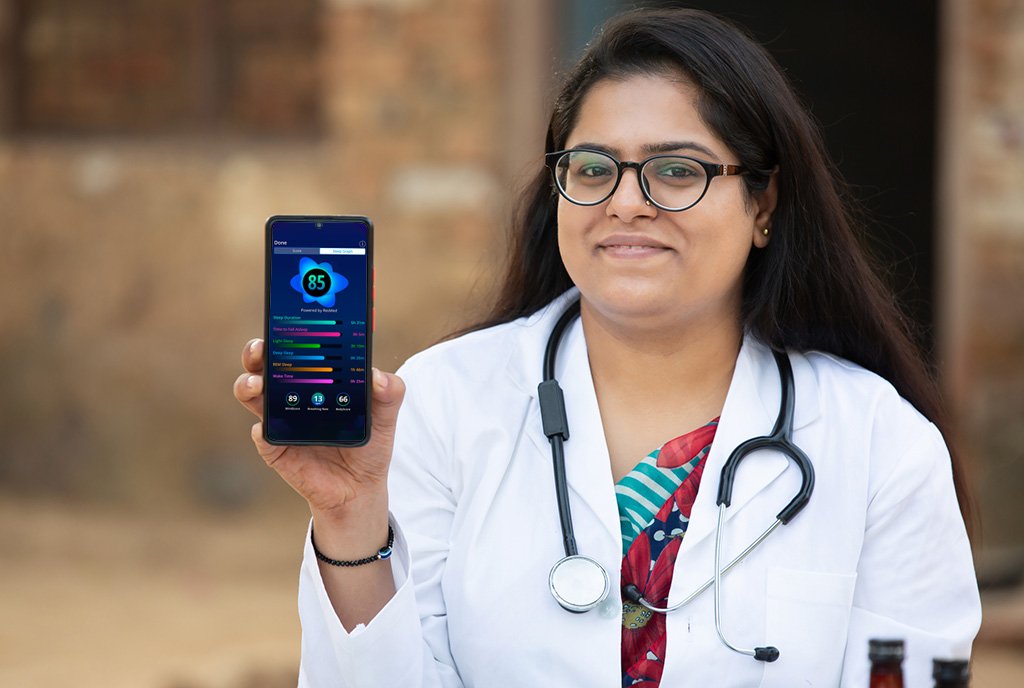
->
[549, 555, 610, 613]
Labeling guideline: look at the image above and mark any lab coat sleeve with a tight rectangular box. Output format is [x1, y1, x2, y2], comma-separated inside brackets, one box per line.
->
[295, 355, 464, 688]
[840, 420, 981, 686]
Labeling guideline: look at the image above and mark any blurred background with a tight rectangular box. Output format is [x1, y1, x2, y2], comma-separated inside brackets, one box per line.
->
[0, 0, 1021, 685]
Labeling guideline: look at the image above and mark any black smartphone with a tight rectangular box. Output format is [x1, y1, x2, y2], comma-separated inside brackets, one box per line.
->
[263, 215, 373, 446]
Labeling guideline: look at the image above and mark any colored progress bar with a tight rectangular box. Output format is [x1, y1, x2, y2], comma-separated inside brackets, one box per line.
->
[273, 343, 320, 348]
[273, 331, 341, 337]
[275, 367, 333, 372]
[272, 376, 335, 384]
[272, 319, 337, 325]
[273, 355, 325, 360]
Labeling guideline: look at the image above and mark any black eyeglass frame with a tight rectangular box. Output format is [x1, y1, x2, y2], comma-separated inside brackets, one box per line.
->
[544, 148, 748, 212]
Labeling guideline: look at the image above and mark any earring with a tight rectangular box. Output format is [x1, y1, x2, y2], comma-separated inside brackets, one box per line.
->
[646, 200, 652, 207]
[762, 227, 770, 236]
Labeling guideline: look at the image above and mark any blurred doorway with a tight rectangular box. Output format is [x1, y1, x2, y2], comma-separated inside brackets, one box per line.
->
[558, 1, 940, 354]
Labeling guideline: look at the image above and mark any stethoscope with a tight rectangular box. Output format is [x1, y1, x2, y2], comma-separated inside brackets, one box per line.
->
[539, 299, 814, 663]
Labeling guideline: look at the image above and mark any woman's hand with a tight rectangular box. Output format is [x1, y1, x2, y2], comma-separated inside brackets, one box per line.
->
[233, 338, 405, 527]
[235, 338, 402, 628]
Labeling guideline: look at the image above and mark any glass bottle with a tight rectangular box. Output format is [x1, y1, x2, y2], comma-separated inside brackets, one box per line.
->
[933, 659, 970, 687]
[868, 639, 905, 688]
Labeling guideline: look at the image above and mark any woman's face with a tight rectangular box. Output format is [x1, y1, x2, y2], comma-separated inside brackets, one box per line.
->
[557, 73, 775, 331]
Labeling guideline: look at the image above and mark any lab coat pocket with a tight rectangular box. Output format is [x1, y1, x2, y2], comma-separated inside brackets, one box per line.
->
[759, 567, 857, 688]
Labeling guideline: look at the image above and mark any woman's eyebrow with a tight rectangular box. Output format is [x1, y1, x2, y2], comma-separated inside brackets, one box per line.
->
[569, 142, 617, 155]
[566, 140, 720, 159]
[641, 141, 719, 158]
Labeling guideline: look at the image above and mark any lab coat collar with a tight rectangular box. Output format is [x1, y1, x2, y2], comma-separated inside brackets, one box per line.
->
[501, 289, 581, 397]
[507, 290, 822, 555]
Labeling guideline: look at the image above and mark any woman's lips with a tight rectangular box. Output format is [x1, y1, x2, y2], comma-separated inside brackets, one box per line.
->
[597, 235, 671, 258]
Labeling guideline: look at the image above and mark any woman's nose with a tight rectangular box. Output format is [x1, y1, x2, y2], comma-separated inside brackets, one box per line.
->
[606, 168, 657, 221]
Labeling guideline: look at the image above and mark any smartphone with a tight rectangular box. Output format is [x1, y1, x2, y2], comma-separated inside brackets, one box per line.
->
[263, 215, 373, 446]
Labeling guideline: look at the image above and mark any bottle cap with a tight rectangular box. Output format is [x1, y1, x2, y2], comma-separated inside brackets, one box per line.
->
[933, 659, 970, 682]
[868, 639, 905, 662]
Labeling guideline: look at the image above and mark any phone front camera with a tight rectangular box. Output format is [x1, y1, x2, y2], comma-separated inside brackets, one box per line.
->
[315, 222, 323, 229]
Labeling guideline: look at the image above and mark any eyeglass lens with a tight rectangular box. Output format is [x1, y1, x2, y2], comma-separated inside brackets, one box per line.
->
[554, 150, 708, 210]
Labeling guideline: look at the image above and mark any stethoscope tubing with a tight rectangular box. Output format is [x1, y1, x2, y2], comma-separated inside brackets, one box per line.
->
[540, 299, 814, 661]
[540, 299, 582, 558]
[715, 350, 814, 525]
[624, 516, 783, 614]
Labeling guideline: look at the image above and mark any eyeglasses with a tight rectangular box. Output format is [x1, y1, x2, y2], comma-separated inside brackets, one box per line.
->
[545, 148, 748, 212]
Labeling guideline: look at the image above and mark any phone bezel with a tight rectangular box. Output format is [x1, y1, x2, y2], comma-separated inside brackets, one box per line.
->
[263, 214, 373, 447]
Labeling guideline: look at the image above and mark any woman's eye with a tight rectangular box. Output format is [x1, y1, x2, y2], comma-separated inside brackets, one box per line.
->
[649, 160, 703, 186]
[657, 164, 696, 177]
[577, 164, 614, 178]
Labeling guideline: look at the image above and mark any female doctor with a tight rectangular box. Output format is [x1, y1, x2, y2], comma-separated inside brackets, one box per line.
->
[234, 8, 980, 687]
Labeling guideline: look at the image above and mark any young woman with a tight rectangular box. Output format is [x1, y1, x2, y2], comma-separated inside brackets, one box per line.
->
[234, 8, 979, 687]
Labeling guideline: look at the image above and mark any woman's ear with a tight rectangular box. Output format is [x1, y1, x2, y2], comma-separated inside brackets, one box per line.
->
[752, 168, 779, 249]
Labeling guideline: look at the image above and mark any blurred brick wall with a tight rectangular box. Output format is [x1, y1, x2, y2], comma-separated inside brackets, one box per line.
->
[941, 0, 1024, 551]
[0, 0, 547, 509]
[2, 0, 1021, 548]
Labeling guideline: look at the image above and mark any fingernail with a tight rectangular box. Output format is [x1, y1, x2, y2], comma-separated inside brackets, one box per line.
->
[247, 375, 257, 389]
[250, 340, 260, 354]
[373, 368, 388, 390]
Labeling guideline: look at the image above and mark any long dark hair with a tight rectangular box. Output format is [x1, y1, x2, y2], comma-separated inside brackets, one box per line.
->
[467, 8, 973, 531]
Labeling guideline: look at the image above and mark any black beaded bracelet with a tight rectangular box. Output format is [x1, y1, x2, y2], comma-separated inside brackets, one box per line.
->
[311, 525, 395, 567]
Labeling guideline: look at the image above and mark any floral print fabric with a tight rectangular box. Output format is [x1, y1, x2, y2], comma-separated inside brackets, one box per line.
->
[617, 419, 717, 687]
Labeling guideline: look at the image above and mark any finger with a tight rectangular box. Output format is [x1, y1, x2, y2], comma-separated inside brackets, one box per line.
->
[242, 339, 264, 374]
[233, 372, 264, 418]
[370, 368, 406, 438]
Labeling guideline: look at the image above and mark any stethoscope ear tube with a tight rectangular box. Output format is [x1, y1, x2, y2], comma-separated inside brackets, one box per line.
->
[716, 438, 814, 524]
[715, 350, 814, 523]
[774, 443, 814, 524]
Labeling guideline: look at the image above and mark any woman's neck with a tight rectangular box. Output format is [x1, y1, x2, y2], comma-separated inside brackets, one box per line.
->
[580, 298, 743, 414]
[579, 298, 742, 480]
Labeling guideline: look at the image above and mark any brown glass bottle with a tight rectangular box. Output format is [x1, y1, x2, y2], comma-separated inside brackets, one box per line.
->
[868, 639, 905, 688]
[933, 659, 970, 687]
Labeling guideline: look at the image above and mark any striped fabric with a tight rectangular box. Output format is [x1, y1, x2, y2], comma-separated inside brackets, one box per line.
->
[614, 454, 696, 556]
[615, 447, 706, 556]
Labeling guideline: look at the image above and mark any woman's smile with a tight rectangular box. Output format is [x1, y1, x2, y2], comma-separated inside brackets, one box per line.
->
[597, 233, 673, 259]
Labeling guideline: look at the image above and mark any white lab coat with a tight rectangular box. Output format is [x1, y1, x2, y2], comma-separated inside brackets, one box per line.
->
[296, 290, 980, 687]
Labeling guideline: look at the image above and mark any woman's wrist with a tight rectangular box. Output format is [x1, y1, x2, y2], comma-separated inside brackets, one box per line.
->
[313, 524, 395, 567]
[309, 493, 391, 559]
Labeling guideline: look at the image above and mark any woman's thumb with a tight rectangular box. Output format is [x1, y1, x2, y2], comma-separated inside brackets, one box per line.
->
[370, 368, 405, 434]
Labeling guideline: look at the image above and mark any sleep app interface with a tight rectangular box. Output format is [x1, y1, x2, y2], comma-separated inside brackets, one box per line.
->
[266, 218, 370, 444]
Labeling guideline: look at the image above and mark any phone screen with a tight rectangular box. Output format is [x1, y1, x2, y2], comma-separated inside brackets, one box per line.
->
[264, 216, 372, 445]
